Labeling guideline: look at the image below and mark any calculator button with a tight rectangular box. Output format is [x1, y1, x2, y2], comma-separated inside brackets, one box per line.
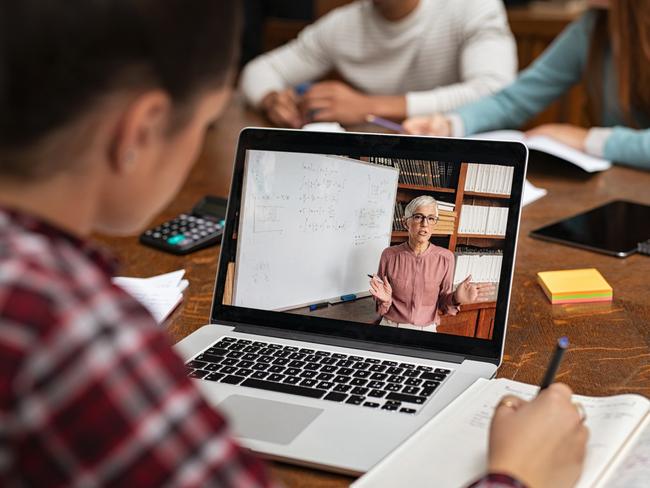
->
[153, 232, 161, 238]
[167, 234, 186, 245]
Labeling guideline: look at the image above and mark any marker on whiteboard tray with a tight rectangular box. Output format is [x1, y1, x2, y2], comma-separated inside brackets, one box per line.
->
[340, 294, 357, 302]
[309, 301, 329, 311]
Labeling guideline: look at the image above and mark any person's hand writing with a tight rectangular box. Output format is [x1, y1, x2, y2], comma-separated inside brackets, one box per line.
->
[369, 275, 392, 305]
[526, 124, 588, 151]
[403, 114, 452, 136]
[453, 275, 495, 304]
[260, 88, 303, 128]
[488, 383, 588, 488]
[301, 81, 372, 125]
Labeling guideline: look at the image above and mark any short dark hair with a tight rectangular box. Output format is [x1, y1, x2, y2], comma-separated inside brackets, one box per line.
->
[0, 0, 240, 177]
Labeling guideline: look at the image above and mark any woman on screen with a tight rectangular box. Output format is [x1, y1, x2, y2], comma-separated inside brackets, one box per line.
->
[369, 195, 494, 332]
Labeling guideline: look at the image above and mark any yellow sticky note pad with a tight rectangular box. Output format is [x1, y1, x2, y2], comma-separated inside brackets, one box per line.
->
[536, 268, 613, 304]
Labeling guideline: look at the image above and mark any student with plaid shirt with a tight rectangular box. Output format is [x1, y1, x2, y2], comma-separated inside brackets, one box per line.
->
[0, 1, 587, 487]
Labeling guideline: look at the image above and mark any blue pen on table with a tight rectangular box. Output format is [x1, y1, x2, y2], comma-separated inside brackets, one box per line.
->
[538, 336, 569, 394]
[309, 301, 329, 311]
[365, 114, 406, 133]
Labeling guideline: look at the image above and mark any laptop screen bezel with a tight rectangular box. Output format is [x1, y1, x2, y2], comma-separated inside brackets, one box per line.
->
[211, 128, 527, 364]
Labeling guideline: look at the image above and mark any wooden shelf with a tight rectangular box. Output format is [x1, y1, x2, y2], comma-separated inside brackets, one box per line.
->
[456, 234, 506, 239]
[463, 191, 511, 199]
[398, 183, 455, 193]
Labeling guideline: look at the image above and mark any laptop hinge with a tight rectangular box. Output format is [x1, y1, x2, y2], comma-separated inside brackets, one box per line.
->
[232, 324, 465, 364]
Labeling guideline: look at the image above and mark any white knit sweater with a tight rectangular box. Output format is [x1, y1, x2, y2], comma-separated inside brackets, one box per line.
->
[240, 0, 517, 117]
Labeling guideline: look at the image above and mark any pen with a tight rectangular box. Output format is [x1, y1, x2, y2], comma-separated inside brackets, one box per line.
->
[309, 301, 328, 311]
[367, 274, 384, 284]
[365, 114, 406, 133]
[340, 294, 357, 302]
[538, 336, 569, 394]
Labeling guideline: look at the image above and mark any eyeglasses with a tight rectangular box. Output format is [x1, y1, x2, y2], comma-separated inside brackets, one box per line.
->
[408, 213, 439, 225]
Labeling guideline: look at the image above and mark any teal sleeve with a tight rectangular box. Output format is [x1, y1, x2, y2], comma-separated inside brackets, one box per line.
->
[603, 127, 650, 169]
[456, 12, 595, 135]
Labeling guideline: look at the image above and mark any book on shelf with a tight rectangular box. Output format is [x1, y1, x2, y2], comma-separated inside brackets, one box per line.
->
[469, 130, 612, 173]
[458, 205, 508, 236]
[368, 156, 455, 188]
[465, 163, 513, 195]
[352, 377, 650, 488]
[453, 246, 502, 286]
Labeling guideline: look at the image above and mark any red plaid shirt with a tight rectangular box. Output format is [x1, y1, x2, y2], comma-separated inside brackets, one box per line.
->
[0, 209, 274, 487]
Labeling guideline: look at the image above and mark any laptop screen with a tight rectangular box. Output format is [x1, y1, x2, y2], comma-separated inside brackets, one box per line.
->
[212, 129, 527, 363]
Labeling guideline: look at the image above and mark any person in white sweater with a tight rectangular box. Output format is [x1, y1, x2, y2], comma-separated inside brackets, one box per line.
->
[240, 0, 517, 128]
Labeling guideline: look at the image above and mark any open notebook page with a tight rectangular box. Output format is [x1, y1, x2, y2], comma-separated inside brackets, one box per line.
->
[352, 378, 649, 488]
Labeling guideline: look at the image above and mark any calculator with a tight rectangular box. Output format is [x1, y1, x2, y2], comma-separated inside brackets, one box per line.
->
[139, 195, 228, 255]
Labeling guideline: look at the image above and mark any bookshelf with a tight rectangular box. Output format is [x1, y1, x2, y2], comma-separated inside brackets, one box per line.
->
[367, 158, 511, 340]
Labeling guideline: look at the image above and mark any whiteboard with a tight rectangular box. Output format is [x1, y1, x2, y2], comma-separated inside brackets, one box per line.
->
[232, 150, 399, 311]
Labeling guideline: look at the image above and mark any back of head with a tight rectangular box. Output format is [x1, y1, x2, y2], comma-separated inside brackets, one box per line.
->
[0, 0, 240, 178]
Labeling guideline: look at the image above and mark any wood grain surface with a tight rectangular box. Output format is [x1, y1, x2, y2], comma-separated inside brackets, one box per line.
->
[94, 95, 650, 487]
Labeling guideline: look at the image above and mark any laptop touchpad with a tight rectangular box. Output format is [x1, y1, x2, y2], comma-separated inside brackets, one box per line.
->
[219, 395, 323, 445]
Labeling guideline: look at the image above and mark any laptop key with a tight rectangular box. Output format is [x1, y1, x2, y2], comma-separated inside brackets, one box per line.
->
[315, 351, 331, 356]
[388, 375, 405, 384]
[381, 360, 398, 366]
[334, 384, 352, 393]
[204, 363, 221, 372]
[227, 351, 244, 359]
[420, 387, 437, 397]
[420, 372, 446, 381]
[369, 364, 387, 372]
[316, 373, 334, 381]
[369, 389, 386, 398]
[198, 352, 228, 363]
[300, 379, 318, 387]
[345, 395, 365, 405]
[299, 370, 318, 379]
[386, 392, 427, 404]
[220, 366, 237, 374]
[402, 386, 420, 395]
[351, 387, 369, 395]
[399, 363, 415, 369]
[285, 368, 300, 376]
[400, 408, 417, 414]
[257, 356, 274, 364]
[283, 376, 301, 385]
[385, 383, 401, 392]
[272, 357, 290, 365]
[236, 368, 254, 377]
[304, 363, 321, 371]
[350, 378, 367, 386]
[353, 370, 371, 379]
[317, 381, 334, 390]
[238, 360, 254, 369]
[435, 368, 451, 374]
[370, 372, 388, 381]
[252, 363, 270, 371]
[268, 365, 285, 373]
[221, 375, 245, 385]
[188, 369, 209, 379]
[206, 347, 229, 356]
[368, 381, 385, 389]
[251, 371, 269, 379]
[242, 378, 326, 399]
[386, 367, 403, 375]
[416, 365, 432, 371]
[365, 358, 380, 364]
[381, 403, 399, 411]
[324, 392, 347, 402]
[338, 368, 354, 376]
[187, 360, 207, 369]
[403, 369, 420, 378]
[288, 360, 305, 368]
[221, 358, 238, 366]
[405, 378, 423, 386]
[333, 375, 350, 384]
[205, 373, 225, 382]
[320, 357, 338, 365]
[423, 380, 440, 388]
[332, 353, 348, 359]
[363, 402, 380, 408]
[267, 374, 285, 382]
[321, 365, 337, 373]
[352, 362, 370, 370]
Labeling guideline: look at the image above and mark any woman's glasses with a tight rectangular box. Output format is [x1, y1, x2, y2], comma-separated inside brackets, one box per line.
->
[408, 213, 439, 225]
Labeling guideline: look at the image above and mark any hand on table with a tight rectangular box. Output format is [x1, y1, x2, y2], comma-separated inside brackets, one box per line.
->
[369, 275, 392, 305]
[488, 383, 588, 488]
[526, 124, 588, 151]
[453, 275, 495, 304]
[403, 114, 452, 136]
[301, 81, 372, 125]
[260, 88, 303, 128]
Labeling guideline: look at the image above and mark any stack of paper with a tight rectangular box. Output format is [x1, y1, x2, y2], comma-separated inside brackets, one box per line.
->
[536, 268, 613, 304]
[112, 269, 189, 323]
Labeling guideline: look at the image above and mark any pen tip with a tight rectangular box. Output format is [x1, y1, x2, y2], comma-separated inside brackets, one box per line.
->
[558, 336, 569, 348]
[365, 114, 374, 122]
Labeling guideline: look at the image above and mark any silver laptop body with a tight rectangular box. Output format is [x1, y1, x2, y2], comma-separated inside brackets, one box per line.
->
[175, 128, 528, 475]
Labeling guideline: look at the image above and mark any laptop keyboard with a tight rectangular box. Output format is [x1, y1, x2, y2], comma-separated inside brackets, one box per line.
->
[185, 337, 451, 415]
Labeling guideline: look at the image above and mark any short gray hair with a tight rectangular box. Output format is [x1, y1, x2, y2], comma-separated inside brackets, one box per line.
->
[404, 195, 438, 218]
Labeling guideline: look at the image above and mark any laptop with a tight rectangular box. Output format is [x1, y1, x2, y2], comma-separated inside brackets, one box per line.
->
[175, 128, 528, 475]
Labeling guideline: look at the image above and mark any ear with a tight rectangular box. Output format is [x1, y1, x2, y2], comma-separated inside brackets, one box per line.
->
[107, 90, 172, 174]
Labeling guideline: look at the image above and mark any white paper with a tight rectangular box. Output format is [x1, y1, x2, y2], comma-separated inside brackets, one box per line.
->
[470, 130, 612, 173]
[302, 122, 346, 132]
[522, 179, 548, 206]
[353, 378, 650, 488]
[112, 269, 187, 324]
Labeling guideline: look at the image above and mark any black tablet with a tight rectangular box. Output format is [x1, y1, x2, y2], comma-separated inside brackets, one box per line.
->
[530, 200, 650, 257]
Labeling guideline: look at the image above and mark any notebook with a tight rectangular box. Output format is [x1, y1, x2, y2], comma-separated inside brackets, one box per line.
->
[352, 377, 650, 488]
[174, 128, 529, 474]
[537, 268, 613, 304]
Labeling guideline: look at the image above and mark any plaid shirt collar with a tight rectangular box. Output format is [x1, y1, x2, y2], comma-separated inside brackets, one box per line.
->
[0, 206, 119, 277]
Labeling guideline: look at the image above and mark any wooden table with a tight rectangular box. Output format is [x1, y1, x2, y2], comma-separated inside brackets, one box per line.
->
[95, 97, 650, 487]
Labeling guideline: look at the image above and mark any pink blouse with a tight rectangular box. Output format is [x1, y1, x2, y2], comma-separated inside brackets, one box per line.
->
[376, 243, 459, 326]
